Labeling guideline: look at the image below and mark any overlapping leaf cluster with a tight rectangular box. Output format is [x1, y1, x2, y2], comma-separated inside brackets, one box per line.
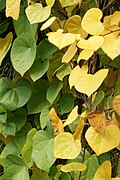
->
[0, 0, 120, 179]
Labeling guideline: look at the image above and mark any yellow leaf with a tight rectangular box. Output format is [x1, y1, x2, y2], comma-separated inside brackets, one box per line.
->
[0, 32, 13, 66]
[62, 42, 77, 63]
[46, 0, 55, 7]
[73, 116, 84, 140]
[63, 106, 78, 127]
[81, 8, 104, 35]
[61, 162, 86, 172]
[93, 160, 111, 180]
[6, 0, 21, 20]
[110, 11, 120, 26]
[54, 132, 81, 159]
[101, 34, 120, 60]
[112, 95, 120, 116]
[77, 49, 94, 62]
[47, 29, 77, 49]
[87, 111, 107, 134]
[85, 124, 120, 156]
[40, 17, 56, 31]
[77, 36, 104, 51]
[75, 69, 108, 97]
[64, 15, 88, 38]
[26, 3, 51, 24]
[49, 108, 64, 135]
[59, 0, 80, 7]
[69, 65, 88, 88]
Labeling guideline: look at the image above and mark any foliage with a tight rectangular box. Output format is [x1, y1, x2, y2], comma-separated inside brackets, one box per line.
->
[0, 0, 120, 179]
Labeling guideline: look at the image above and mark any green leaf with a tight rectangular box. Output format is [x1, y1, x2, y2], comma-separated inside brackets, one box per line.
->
[92, 90, 105, 109]
[81, 154, 99, 180]
[22, 128, 37, 164]
[46, 80, 63, 104]
[40, 106, 50, 129]
[56, 64, 71, 81]
[0, 142, 20, 164]
[59, 173, 71, 180]
[0, 105, 7, 123]
[37, 39, 58, 60]
[7, 108, 27, 132]
[31, 169, 50, 180]
[59, 93, 74, 114]
[25, 3, 51, 24]
[32, 130, 55, 172]
[0, 0, 6, 11]
[27, 79, 49, 114]
[0, 77, 32, 111]
[3, 123, 16, 136]
[3, 154, 29, 180]
[15, 123, 32, 151]
[11, 33, 36, 76]
[29, 59, 49, 82]
[13, 6, 38, 37]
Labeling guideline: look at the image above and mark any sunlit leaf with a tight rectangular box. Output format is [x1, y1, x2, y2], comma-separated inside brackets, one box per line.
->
[81, 8, 104, 35]
[73, 116, 84, 140]
[77, 36, 104, 51]
[101, 34, 120, 60]
[49, 108, 64, 135]
[41, 17, 56, 31]
[112, 95, 120, 116]
[77, 49, 94, 61]
[64, 15, 88, 38]
[63, 106, 78, 127]
[46, 0, 55, 7]
[93, 160, 111, 180]
[75, 69, 108, 97]
[62, 42, 77, 63]
[85, 124, 120, 156]
[0, 32, 13, 66]
[61, 162, 86, 172]
[59, 0, 80, 7]
[26, 3, 51, 24]
[87, 111, 107, 133]
[69, 65, 88, 89]
[47, 29, 78, 49]
[6, 0, 21, 20]
[54, 132, 81, 159]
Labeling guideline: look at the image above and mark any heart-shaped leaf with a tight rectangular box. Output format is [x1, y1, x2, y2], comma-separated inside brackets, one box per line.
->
[93, 161, 111, 180]
[64, 15, 88, 38]
[77, 36, 104, 51]
[0, 77, 32, 111]
[11, 33, 36, 76]
[47, 29, 77, 49]
[54, 132, 81, 159]
[74, 69, 108, 97]
[85, 125, 120, 155]
[26, 3, 51, 24]
[101, 34, 120, 60]
[81, 8, 104, 35]
[32, 130, 55, 172]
